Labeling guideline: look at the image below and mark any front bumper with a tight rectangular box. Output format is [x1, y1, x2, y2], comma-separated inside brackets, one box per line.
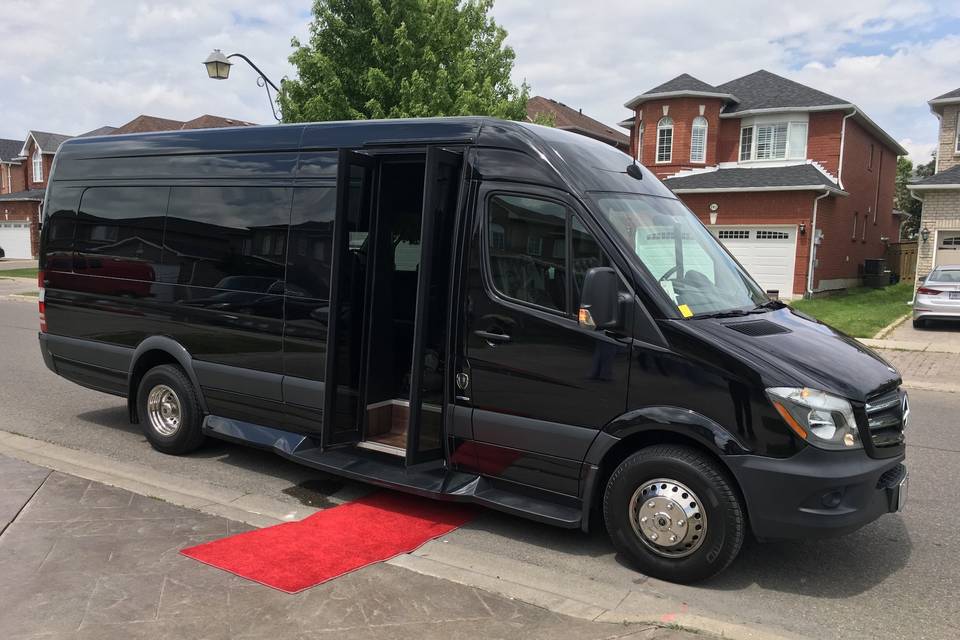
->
[725, 446, 906, 541]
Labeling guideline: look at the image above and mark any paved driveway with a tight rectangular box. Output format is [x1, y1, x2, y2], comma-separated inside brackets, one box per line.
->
[889, 316, 960, 347]
[2, 299, 958, 639]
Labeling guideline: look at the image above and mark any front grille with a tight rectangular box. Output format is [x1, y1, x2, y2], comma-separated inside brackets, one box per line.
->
[865, 389, 905, 449]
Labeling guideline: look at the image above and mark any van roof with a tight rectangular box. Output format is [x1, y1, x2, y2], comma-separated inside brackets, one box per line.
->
[55, 116, 674, 198]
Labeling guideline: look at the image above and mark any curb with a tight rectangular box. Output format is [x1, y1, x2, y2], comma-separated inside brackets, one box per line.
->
[858, 338, 960, 355]
[0, 428, 319, 528]
[389, 542, 799, 640]
[901, 379, 960, 394]
[872, 313, 911, 339]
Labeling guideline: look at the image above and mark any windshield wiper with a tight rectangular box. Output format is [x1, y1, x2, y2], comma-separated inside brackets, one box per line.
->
[754, 300, 786, 311]
[692, 309, 752, 319]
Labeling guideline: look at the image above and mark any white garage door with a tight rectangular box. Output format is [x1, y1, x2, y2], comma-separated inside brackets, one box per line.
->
[710, 225, 797, 298]
[0, 221, 32, 259]
[935, 231, 960, 268]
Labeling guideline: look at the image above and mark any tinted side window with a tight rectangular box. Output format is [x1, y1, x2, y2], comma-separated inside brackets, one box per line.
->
[488, 194, 567, 312]
[286, 187, 336, 298]
[40, 185, 82, 272]
[163, 186, 292, 291]
[571, 215, 611, 309]
[74, 186, 169, 279]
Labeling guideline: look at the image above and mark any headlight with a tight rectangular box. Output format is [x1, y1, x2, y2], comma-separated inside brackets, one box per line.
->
[766, 387, 861, 450]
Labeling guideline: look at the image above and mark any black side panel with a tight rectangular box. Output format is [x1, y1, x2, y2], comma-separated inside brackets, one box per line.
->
[41, 334, 132, 396]
[194, 361, 285, 427]
[473, 409, 597, 461]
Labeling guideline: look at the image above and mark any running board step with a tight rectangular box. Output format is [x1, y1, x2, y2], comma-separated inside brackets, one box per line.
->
[203, 415, 583, 528]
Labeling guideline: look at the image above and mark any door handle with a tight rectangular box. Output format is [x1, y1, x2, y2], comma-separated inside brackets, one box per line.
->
[474, 329, 511, 344]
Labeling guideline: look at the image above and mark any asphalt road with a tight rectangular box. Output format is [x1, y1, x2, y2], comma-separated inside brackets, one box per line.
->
[1, 297, 958, 639]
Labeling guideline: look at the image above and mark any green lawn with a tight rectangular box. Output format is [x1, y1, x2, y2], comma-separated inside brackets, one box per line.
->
[789, 282, 913, 338]
[0, 267, 39, 279]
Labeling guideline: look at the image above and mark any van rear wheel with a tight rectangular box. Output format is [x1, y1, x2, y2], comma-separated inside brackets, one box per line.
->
[137, 364, 205, 455]
[603, 445, 744, 583]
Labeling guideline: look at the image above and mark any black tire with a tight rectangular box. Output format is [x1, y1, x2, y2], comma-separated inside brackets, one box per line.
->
[603, 445, 745, 583]
[136, 364, 205, 455]
[913, 318, 925, 329]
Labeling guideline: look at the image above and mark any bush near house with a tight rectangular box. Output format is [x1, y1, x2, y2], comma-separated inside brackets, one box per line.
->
[789, 282, 913, 338]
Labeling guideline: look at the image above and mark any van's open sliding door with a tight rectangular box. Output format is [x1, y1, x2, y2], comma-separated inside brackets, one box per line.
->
[322, 149, 376, 449]
[405, 147, 463, 464]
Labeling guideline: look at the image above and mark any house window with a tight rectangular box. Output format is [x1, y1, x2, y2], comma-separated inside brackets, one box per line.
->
[32, 147, 43, 183]
[526, 236, 543, 256]
[956, 112, 960, 154]
[690, 116, 708, 163]
[740, 122, 807, 161]
[852, 213, 858, 240]
[739, 127, 753, 161]
[868, 143, 875, 171]
[656, 117, 673, 163]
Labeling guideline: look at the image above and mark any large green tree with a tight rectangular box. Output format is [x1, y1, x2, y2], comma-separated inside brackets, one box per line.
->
[896, 154, 936, 238]
[280, 0, 529, 122]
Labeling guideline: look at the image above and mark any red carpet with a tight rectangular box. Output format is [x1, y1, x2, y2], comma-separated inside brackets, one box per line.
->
[181, 491, 475, 593]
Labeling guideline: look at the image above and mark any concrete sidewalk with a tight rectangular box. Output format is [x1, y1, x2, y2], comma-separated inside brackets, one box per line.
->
[0, 454, 695, 640]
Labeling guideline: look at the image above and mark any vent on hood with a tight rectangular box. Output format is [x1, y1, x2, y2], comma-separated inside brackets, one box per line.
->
[727, 320, 791, 337]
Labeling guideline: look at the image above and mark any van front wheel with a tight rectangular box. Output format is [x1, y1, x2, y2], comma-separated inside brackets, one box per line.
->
[603, 445, 744, 583]
[137, 364, 205, 455]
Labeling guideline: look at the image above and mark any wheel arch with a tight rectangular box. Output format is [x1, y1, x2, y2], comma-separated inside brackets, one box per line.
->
[580, 406, 750, 532]
[126, 337, 207, 423]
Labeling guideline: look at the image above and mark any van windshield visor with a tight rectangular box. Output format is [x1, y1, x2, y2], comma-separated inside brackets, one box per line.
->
[590, 193, 767, 318]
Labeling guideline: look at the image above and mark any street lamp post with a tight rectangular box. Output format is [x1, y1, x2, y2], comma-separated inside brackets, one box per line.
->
[203, 49, 282, 122]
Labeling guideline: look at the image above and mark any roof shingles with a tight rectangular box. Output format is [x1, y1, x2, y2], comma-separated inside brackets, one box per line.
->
[526, 97, 629, 148]
[664, 164, 841, 192]
[716, 70, 848, 114]
[911, 164, 960, 187]
[0, 139, 24, 162]
[643, 74, 718, 95]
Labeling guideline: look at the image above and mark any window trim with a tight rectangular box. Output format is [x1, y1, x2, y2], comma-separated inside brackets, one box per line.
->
[690, 116, 708, 163]
[852, 212, 858, 240]
[955, 111, 960, 154]
[656, 117, 673, 164]
[32, 147, 43, 183]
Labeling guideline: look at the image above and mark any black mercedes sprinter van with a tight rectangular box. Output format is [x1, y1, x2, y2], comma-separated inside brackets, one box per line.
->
[37, 117, 908, 582]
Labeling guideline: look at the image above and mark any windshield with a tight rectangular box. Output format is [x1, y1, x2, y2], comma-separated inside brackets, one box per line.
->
[590, 193, 767, 317]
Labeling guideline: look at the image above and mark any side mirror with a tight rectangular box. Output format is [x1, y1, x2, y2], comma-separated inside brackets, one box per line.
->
[579, 267, 622, 330]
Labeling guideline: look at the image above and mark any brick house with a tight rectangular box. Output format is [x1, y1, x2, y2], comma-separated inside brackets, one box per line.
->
[0, 114, 255, 259]
[526, 96, 629, 151]
[619, 71, 905, 298]
[908, 88, 960, 281]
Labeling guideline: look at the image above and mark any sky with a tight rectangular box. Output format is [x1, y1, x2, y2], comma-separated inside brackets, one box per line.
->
[1, 1, 958, 165]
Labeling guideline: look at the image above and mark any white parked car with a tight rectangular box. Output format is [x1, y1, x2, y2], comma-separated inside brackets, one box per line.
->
[914, 265, 960, 328]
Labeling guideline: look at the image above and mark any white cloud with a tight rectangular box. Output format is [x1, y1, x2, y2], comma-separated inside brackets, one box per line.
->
[0, 0, 955, 166]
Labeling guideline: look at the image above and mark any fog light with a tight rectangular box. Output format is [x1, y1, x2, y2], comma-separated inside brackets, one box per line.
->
[821, 490, 843, 508]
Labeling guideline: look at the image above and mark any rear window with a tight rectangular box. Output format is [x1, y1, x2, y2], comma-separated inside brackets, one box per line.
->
[930, 268, 960, 283]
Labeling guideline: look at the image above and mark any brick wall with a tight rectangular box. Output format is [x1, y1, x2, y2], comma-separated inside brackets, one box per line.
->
[936, 104, 960, 173]
[631, 97, 725, 177]
[915, 190, 960, 282]
[807, 111, 843, 176]
[0, 200, 42, 258]
[812, 119, 899, 289]
[679, 191, 819, 295]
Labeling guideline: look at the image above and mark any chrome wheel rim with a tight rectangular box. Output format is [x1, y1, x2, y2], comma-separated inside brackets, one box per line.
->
[628, 478, 707, 558]
[147, 384, 181, 437]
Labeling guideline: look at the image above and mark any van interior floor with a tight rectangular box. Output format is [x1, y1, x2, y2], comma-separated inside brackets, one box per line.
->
[359, 399, 410, 455]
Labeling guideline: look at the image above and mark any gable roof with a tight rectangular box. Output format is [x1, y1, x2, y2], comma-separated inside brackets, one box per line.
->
[526, 97, 629, 148]
[111, 115, 188, 135]
[20, 131, 73, 156]
[716, 70, 849, 115]
[929, 87, 960, 113]
[625, 73, 736, 108]
[110, 114, 257, 135]
[79, 126, 118, 137]
[664, 163, 845, 195]
[931, 87, 960, 102]
[0, 138, 24, 162]
[909, 164, 960, 190]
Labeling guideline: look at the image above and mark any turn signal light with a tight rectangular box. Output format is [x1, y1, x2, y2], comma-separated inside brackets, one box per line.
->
[917, 287, 942, 295]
